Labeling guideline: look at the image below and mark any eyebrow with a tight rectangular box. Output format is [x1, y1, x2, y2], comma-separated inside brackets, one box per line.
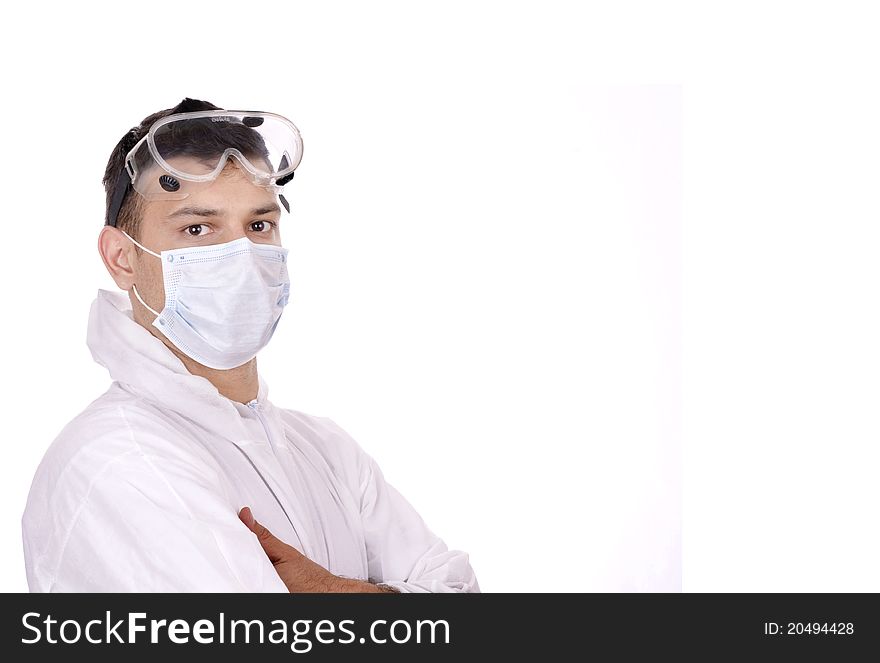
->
[167, 203, 281, 220]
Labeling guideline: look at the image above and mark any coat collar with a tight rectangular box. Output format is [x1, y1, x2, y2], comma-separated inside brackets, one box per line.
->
[86, 288, 271, 437]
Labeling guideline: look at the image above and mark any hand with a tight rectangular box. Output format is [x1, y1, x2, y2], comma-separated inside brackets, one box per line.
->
[238, 506, 396, 593]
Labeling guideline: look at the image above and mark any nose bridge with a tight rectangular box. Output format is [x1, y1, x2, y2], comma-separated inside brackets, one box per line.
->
[228, 228, 248, 242]
[223, 217, 252, 244]
[216, 216, 261, 246]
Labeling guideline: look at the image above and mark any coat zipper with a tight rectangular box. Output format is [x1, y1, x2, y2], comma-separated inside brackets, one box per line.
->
[248, 399, 332, 566]
[240, 399, 304, 548]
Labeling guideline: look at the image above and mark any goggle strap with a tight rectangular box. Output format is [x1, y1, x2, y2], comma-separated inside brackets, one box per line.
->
[106, 168, 132, 227]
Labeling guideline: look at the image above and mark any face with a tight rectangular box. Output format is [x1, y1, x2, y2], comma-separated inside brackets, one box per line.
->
[139, 155, 283, 252]
[100, 157, 284, 353]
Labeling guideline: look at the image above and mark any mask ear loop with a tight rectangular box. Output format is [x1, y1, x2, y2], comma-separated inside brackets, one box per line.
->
[120, 230, 162, 317]
[120, 229, 161, 258]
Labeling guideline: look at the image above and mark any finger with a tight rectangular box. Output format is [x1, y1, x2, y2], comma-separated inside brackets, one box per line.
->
[238, 506, 256, 530]
[238, 506, 293, 565]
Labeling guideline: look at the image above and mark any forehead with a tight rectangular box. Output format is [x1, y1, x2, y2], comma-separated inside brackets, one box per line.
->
[141, 157, 279, 221]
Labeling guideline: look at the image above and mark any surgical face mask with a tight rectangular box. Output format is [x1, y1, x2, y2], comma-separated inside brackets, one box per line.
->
[121, 230, 291, 370]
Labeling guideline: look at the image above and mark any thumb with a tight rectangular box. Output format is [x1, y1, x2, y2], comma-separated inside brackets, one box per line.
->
[238, 506, 291, 565]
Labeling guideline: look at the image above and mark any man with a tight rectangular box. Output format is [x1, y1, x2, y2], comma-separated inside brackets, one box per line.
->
[21, 97, 480, 593]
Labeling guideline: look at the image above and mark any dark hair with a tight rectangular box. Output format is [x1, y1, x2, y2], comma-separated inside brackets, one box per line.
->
[102, 97, 272, 250]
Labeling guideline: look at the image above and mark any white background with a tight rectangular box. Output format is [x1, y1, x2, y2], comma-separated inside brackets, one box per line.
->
[4, 0, 877, 594]
[0, 1, 681, 592]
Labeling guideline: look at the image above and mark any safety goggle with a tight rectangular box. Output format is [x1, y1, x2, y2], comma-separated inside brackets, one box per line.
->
[106, 110, 304, 226]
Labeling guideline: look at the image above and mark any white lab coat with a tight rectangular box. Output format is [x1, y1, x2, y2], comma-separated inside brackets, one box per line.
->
[22, 288, 479, 593]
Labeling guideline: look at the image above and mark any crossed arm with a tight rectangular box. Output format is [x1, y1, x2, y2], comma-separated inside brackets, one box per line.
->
[27, 407, 479, 593]
[237, 506, 400, 593]
[34, 442, 478, 592]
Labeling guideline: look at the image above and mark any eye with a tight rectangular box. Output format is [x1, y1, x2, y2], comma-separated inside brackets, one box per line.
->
[250, 220, 277, 232]
[185, 224, 210, 237]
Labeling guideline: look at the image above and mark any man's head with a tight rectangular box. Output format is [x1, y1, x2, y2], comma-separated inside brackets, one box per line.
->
[102, 97, 278, 247]
[98, 98, 286, 366]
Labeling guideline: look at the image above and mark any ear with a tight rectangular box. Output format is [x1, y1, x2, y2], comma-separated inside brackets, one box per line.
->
[97, 225, 136, 290]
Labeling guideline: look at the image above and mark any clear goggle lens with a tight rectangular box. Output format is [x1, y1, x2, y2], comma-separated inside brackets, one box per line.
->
[125, 110, 303, 201]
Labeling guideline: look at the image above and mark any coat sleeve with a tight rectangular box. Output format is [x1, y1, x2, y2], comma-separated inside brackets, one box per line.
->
[25, 435, 289, 593]
[354, 442, 481, 593]
[53, 459, 288, 592]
